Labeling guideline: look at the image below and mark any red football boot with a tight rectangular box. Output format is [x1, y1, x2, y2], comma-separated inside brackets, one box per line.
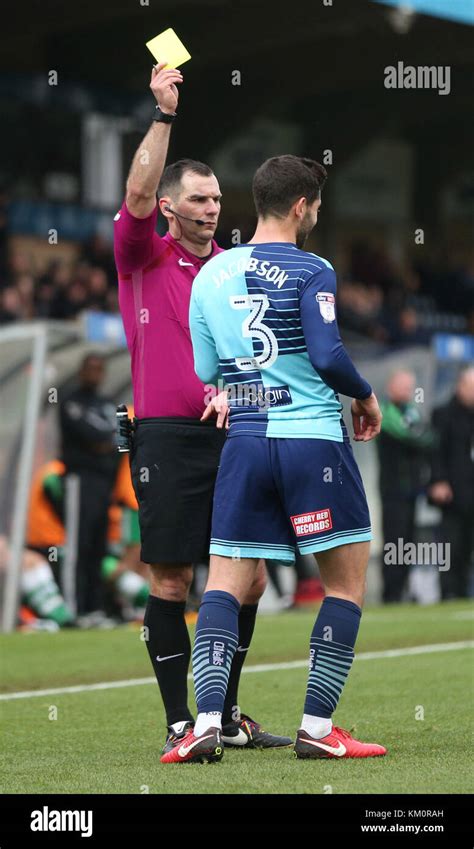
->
[295, 725, 387, 759]
[160, 726, 223, 764]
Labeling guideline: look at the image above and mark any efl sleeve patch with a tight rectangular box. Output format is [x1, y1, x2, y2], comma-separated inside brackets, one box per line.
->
[316, 292, 336, 323]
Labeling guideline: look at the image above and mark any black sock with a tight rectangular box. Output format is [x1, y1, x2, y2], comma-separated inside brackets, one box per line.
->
[143, 595, 194, 727]
[222, 603, 258, 724]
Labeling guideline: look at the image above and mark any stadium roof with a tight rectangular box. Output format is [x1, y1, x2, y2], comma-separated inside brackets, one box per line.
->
[1, 0, 473, 179]
[373, 0, 474, 26]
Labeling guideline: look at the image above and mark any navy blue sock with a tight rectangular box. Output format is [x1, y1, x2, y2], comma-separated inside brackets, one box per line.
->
[304, 596, 362, 718]
[193, 590, 240, 714]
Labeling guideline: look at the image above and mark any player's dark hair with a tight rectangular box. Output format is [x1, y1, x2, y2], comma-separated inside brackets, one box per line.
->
[158, 159, 214, 198]
[252, 155, 327, 219]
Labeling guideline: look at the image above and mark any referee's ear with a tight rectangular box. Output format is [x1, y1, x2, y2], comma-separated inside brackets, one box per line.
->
[159, 197, 174, 221]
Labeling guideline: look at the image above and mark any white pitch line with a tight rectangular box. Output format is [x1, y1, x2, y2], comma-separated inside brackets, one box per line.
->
[1, 641, 472, 702]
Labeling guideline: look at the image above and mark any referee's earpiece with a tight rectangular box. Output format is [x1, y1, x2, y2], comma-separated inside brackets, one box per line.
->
[162, 205, 205, 227]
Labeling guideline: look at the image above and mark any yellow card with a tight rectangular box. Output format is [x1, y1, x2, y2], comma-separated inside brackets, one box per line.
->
[146, 28, 191, 69]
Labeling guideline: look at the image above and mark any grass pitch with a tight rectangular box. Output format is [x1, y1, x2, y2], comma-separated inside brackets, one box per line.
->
[1, 600, 473, 794]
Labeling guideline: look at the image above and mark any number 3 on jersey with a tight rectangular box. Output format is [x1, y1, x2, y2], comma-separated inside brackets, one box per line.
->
[230, 294, 278, 371]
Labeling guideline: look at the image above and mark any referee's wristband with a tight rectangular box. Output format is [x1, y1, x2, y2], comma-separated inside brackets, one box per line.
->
[153, 105, 177, 123]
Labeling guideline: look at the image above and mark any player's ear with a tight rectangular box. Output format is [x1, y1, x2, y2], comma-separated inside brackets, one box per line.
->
[294, 197, 306, 219]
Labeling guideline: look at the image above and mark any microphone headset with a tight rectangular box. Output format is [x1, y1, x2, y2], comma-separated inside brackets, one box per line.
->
[164, 205, 207, 226]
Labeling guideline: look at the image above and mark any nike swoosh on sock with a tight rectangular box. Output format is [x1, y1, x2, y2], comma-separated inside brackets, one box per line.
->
[156, 653, 185, 662]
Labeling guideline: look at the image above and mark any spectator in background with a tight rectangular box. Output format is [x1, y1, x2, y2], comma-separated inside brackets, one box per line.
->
[350, 240, 398, 293]
[377, 370, 433, 603]
[0, 287, 23, 322]
[55, 278, 89, 319]
[49, 263, 79, 319]
[337, 279, 386, 341]
[34, 274, 56, 318]
[80, 233, 117, 286]
[16, 272, 35, 319]
[86, 267, 109, 311]
[59, 353, 118, 618]
[104, 287, 119, 313]
[7, 250, 36, 286]
[1, 270, 38, 321]
[387, 306, 431, 348]
[429, 367, 474, 599]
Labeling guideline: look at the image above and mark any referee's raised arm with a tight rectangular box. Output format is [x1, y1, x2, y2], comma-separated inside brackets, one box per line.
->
[112, 66, 284, 753]
[126, 62, 182, 218]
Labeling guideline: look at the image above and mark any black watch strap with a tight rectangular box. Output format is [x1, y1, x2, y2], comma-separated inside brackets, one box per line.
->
[153, 106, 177, 123]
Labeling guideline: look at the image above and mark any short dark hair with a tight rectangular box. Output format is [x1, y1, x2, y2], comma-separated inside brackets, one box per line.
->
[252, 155, 327, 219]
[158, 158, 214, 198]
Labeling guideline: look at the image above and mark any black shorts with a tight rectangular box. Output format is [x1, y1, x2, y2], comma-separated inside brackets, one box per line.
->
[130, 417, 227, 564]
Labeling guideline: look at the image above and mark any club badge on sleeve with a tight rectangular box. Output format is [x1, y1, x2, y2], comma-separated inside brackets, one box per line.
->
[316, 292, 336, 323]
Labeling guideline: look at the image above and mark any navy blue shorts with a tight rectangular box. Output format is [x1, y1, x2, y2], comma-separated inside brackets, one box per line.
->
[210, 436, 372, 563]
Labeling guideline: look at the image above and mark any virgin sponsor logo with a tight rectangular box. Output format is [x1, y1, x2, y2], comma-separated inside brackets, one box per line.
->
[230, 383, 292, 409]
[291, 509, 333, 537]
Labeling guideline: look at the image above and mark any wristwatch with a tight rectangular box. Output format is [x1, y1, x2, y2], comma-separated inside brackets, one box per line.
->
[153, 105, 177, 123]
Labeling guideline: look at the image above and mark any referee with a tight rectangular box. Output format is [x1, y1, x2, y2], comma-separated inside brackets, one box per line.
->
[114, 62, 290, 754]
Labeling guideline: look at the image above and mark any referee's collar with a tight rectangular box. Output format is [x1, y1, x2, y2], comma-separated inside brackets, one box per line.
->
[163, 232, 221, 265]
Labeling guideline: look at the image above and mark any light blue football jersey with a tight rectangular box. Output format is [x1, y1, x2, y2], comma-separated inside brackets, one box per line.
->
[189, 242, 371, 440]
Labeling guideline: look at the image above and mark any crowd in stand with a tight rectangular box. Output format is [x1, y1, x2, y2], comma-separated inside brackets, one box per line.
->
[1, 227, 472, 344]
[0, 235, 119, 323]
[336, 241, 473, 345]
